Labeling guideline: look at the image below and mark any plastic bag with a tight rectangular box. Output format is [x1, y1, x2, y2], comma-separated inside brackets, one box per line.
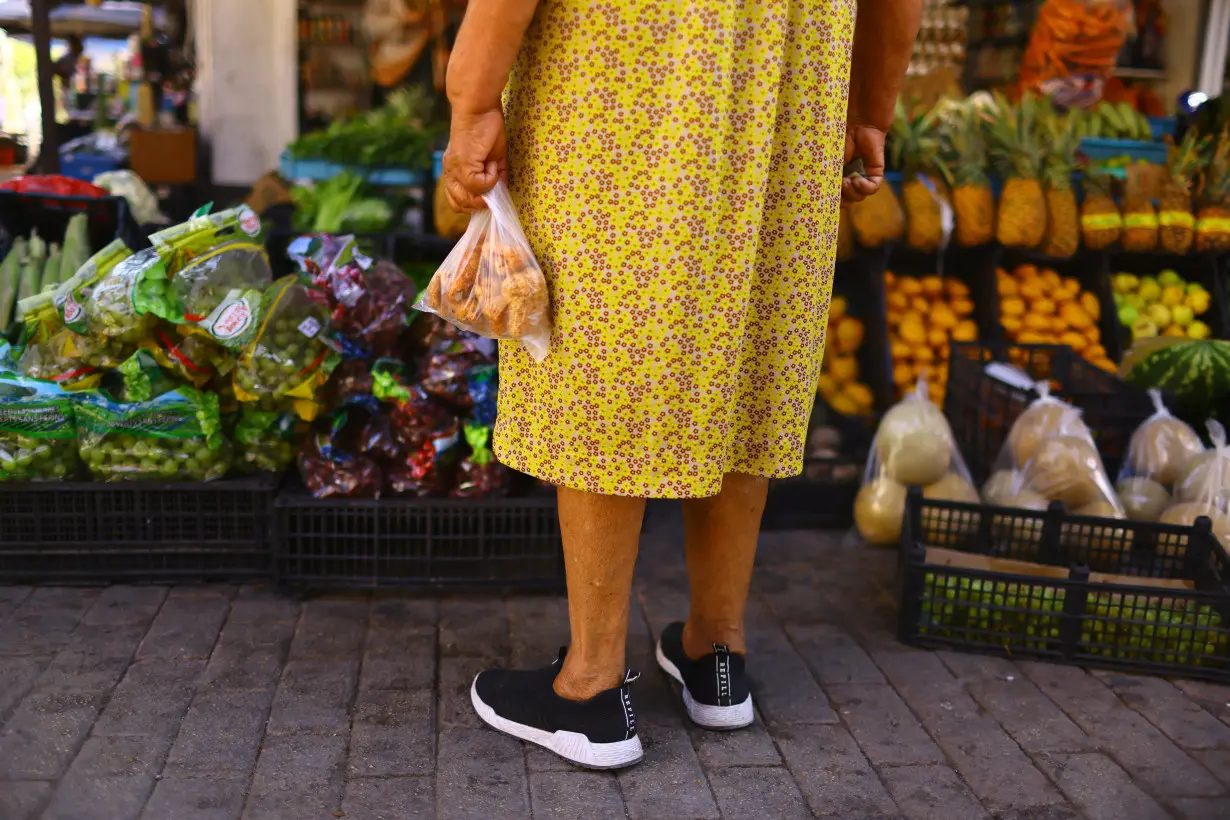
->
[418, 334, 495, 411]
[232, 276, 340, 420]
[75, 386, 230, 481]
[233, 408, 301, 475]
[1114, 389, 1205, 521]
[93, 170, 167, 225]
[141, 327, 234, 388]
[853, 376, 978, 546]
[451, 423, 508, 498]
[298, 419, 383, 498]
[82, 246, 167, 343]
[18, 328, 128, 391]
[51, 239, 134, 336]
[332, 260, 417, 358]
[387, 424, 463, 497]
[113, 349, 180, 403]
[1156, 420, 1230, 555]
[415, 181, 551, 361]
[467, 363, 498, 428]
[381, 383, 458, 454]
[0, 374, 81, 481]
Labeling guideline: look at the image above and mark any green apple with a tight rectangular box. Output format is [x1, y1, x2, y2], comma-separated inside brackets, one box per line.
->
[1171, 304, 1194, 327]
[1138, 277, 1162, 303]
[1146, 303, 1172, 328]
[1112, 273, 1140, 294]
[1157, 269, 1184, 288]
[1117, 304, 1139, 327]
[1132, 317, 1159, 339]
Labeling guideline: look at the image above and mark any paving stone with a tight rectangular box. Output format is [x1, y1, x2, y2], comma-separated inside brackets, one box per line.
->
[93, 659, 204, 738]
[342, 775, 434, 819]
[226, 595, 300, 624]
[242, 731, 347, 819]
[57, 622, 149, 659]
[200, 647, 285, 691]
[1167, 796, 1230, 819]
[0, 586, 33, 625]
[347, 689, 435, 777]
[136, 595, 230, 660]
[1034, 752, 1171, 820]
[787, 622, 886, 685]
[748, 650, 838, 725]
[708, 765, 812, 819]
[1093, 671, 1230, 750]
[872, 648, 1065, 812]
[66, 734, 174, 778]
[213, 617, 296, 653]
[628, 641, 686, 728]
[141, 774, 248, 820]
[0, 778, 51, 820]
[167, 584, 236, 598]
[34, 650, 132, 697]
[0, 690, 100, 778]
[827, 683, 945, 768]
[41, 773, 155, 820]
[360, 634, 436, 691]
[0, 654, 49, 718]
[690, 718, 782, 768]
[618, 724, 720, 820]
[1172, 679, 1230, 727]
[288, 599, 368, 659]
[529, 771, 627, 819]
[438, 655, 497, 729]
[775, 724, 899, 818]
[439, 596, 510, 657]
[1022, 662, 1223, 798]
[165, 688, 274, 774]
[369, 596, 438, 632]
[1192, 749, 1230, 790]
[879, 764, 989, 820]
[81, 586, 167, 625]
[963, 673, 1096, 755]
[0, 588, 98, 655]
[265, 659, 359, 734]
[436, 726, 529, 820]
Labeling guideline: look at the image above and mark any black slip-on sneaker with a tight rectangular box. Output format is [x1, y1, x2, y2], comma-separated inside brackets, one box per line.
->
[655, 621, 754, 729]
[470, 648, 644, 769]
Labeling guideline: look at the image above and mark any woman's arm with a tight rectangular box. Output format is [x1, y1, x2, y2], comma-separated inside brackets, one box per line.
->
[443, 0, 540, 211]
[842, 0, 922, 203]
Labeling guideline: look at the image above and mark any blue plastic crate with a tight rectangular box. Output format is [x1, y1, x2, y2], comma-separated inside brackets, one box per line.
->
[279, 152, 426, 187]
[1149, 117, 1177, 140]
[1078, 137, 1166, 165]
[58, 150, 124, 183]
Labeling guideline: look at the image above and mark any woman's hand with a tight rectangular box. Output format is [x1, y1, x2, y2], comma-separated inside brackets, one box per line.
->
[443, 108, 508, 212]
[842, 120, 887, 205]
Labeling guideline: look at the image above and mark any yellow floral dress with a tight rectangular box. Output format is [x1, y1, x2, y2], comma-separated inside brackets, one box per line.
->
[495, 0, 856, 499]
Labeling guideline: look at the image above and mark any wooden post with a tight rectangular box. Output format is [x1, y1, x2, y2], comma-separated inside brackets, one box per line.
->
[31, 0, 59, 173]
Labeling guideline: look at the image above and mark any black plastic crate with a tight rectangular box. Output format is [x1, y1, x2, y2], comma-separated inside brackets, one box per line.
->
[897, 489, 1230, 681]
[0, 474, 277, 584]
[274, 486, 564, 591]
[944, 341, 1156, 483]
[0, 189, 143, 254]
[762, 401, 869, 530]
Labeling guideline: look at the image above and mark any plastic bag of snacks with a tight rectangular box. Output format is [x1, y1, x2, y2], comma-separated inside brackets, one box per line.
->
[451, 423, 508, 498]
[1114, 389, 1205, 521]
[75, 386, 230, 481]
[298, 416, 383, 498]
[232, 408, 300, 475]
[418, 333, 495, 412]
[1155, 420, 1230, 555]
[854, 376, 979, 546]
[324, 358, 376, 408]
[332, 260, 417, 358]
[377, 381, 458, 454]
[358, 413, 409, 463]
[387, 424, 463, 496]
[232, 276, 340, 420]
[0, 374, 81, 481]
[467, 363, 498, 428]
[416, 181, 551, 361]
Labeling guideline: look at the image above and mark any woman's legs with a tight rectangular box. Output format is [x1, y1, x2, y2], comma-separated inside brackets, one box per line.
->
[679, 472, 769, 659]
[551, 485, 647, 701]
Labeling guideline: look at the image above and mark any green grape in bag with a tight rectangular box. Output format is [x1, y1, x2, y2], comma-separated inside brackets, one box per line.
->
[232, 276, 340, 421]
[140, 326, 235, 388]
[0, 373, 81, 481]
[51, 238, 132, 335]
[113, 349, 181, 403]
[232, 408, 301, 475]
[75, 386, 231, 481]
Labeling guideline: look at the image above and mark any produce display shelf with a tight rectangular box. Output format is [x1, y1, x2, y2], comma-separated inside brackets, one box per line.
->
[279, 152, 427, 187]
[762, 402, 870, 531]
[944, 341, 1156, 484]
[1106, 251, 1228, 356]
[1078, 137, 1167, 165]
[0, 474, 278, 584]
[898, 490, 1230, 682]
[274, 485, 564, 591]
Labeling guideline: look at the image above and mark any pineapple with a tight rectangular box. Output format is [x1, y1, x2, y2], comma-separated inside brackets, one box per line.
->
[1159, 131, 1211, 254]
[890, 100, 949, 252]
[1197, 128, 1230, 252]
[848, 185, 905, 247]
[937, 105, 995, 247]
[1121, 166, 1160, 253]
[1080, 172, 1121, 250]
[1039, 114, 1080, 257]
[987, 94, 1046, 249]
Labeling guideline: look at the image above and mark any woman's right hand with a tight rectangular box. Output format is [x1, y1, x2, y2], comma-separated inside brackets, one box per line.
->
[842, 121, 887, 205]
[443, 108, 508, 213]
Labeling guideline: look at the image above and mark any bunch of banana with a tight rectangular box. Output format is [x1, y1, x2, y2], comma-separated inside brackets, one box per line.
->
[1072, 102, 1155, 142]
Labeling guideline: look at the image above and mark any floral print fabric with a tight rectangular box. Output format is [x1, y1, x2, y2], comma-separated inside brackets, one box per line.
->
[494, 0, 856, 499]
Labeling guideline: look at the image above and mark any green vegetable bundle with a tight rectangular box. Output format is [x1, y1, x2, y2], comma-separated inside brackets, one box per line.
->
[0, 373, 80, 481]
[231, 408, 299, 475]
[286, 87, 440, 170]
[75, 386, 231, 481]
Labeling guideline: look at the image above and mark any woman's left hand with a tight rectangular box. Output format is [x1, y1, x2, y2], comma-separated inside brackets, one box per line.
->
[443, 108, 508, 213]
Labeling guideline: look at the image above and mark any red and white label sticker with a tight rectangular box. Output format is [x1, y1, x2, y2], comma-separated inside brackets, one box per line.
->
[239, 207, 261, 237]
[62, 294, 83, 323]
[209, 297, 253, 340]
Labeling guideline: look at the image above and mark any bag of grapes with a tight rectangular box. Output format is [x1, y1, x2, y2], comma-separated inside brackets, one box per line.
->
[148, 205, 272, 349]
[0, 374, 81, 481]
[232, 276, 340, 421]
[232, 407, 301, 475]
[17, 327, 129, 392]
[1113, 389, 1205, 521]
[416, 180, 552, 361]
[140, 328, 235, 389]
[75, 386, 231, 481]
[51, 238, 133, 335]
[853, 375, 978, 547]
[112, 349, 181, 403]
[79, 245, 167, 343]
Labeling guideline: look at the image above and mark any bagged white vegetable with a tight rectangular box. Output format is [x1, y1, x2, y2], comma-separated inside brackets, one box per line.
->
[1156, 420, 1230, 557]
[854, 376, 978, 546]
[415, 181, 551, 361]
[1114, 389, 1204, 521]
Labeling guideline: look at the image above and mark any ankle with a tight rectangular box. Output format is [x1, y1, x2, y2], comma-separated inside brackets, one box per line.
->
[553, 665, 622, 702]
[682, 619, 746, 659]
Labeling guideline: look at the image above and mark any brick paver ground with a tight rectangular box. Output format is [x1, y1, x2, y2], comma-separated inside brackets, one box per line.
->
[3, 503, 1230, 819]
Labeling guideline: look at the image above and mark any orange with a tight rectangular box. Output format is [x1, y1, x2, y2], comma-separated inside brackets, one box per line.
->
[1085, 344, 1106, 360]
[1001, 316, 1022, 335]
[829, 295, 848, 321]
[921, 275, 944, 297]
[899, 313, 926, 345]
[834, 316, 865, 355]
[1019, 280, 1046, 303]
[1000, 298, 1025, 317]
[1084, 324, 1100, 344]
[911, 296, 931, 314]
[932, 303, 958, 330]
[915, 345, 935, 364]
[828, 355, 859, 385]
[1050, 316, 1066, 335]
[1015, 264, 1038, 280]
[1022, 314, 1051, 332]
[945, 279, 970, 299]
[1059, 302, 1093, 331]
[898, 278, 923, 296]
[998, 276, 1018, 297]
[1041, 268, 1062, 288]
[1080, 291, 1100, 321]
[1018, 330, 1046, 344]
[816, 373, 837, 397]
[1032, 298, 1056, 316]
[886, 308, 902, 327]
[892, 361, 914, 387]
[927, 327, 949, 350]
[887, 291, 909, 311]
[951, 298, 975, 316]
[952, 319, 978, 342]
[884, 271, 896, 288]
[890, 340, 911, 359]
[1060, 331, 1088, 352]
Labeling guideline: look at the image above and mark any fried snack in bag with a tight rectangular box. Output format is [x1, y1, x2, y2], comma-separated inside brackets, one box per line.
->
[1114, 389, 1205, 521]
[233, 276, 340, 420]
[1156, 420, 1230, 556]
[853, 376, 978, 546]
[415, 181, 551, 361]
[75, 386, 231, 481]
[451, 423, 509, 499]
[232, 408, 301, 475]
[0, 374, 81, 481]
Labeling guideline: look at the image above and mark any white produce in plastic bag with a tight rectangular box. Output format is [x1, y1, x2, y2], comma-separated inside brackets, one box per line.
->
[1157, 421, 1230, 557]
[854, 376, 978, 546]
[1114, 389, 1204, 521]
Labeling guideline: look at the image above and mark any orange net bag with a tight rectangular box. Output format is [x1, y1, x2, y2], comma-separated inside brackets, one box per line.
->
[1019, 0, 1133, 93]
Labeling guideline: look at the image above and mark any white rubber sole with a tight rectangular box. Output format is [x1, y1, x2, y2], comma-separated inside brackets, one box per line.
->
[655, 642, 755, 730]
[470, 676, 644, 770]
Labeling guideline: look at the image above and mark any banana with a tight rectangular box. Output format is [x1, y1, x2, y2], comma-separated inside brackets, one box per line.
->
[1138, 112, 1154, 141]
[1098, 102, 1125, 137]
[1117, 102, 1138, 137]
